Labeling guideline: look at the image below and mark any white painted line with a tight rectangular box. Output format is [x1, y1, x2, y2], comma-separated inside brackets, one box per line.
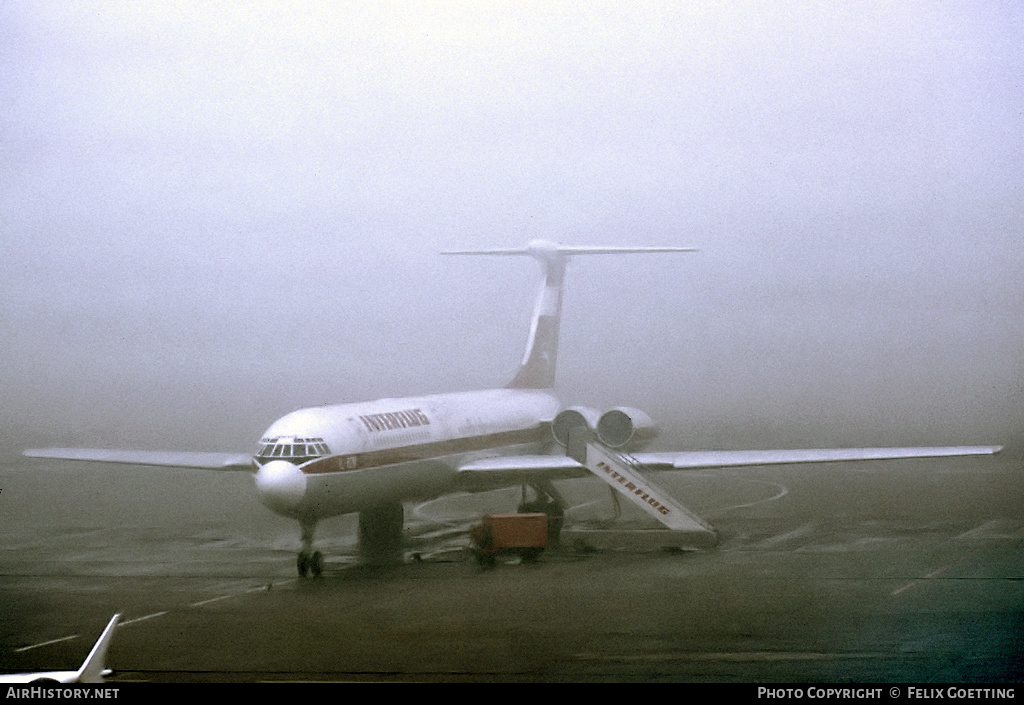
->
[15, 634, 79, 652]
[715, 479, 789, 512]
[121, 611, 168, 626]
[193, 576, 301, 606]
[762, 524, 814, 546]
[956, 520, 1003, 540]
[893, 544, 985, 595]
[189, 593, 235, 607]
[245, 580, 295, 593]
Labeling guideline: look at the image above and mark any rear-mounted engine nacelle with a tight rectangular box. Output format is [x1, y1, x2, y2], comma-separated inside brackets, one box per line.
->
[596, 407, 658, 450]
[551, 406, 601, 446]
[552, 406, 658, 451]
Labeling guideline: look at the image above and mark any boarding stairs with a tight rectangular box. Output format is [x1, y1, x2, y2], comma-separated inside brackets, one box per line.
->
[566, 427, 717, 546]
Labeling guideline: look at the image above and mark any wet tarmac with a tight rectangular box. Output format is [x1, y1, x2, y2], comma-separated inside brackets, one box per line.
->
[1, 454, 1021, 682]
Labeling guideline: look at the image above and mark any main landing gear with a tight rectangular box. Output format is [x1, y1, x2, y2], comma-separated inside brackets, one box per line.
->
[295, 502, 406, 577]
[518, 480, 566, 547]
[358, 501, 404, 564]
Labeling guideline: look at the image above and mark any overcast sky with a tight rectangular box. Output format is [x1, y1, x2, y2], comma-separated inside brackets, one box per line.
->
[1, 2, 1022, 454]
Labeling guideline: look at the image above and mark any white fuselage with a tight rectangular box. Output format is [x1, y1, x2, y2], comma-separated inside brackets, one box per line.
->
[253, 388, 561, 521]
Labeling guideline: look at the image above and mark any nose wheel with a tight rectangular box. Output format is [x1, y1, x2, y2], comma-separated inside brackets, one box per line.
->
[296, 519, 323, 578]
[297, 550, 324, 578]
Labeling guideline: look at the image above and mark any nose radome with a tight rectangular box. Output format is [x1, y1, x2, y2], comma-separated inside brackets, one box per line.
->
[255, 460, 307, 516]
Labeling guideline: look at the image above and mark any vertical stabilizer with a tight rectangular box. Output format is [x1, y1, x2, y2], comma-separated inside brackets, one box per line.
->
[507, 246, 565, 389]
[74, 614, 120, 683]
[441, 240, 697, 390]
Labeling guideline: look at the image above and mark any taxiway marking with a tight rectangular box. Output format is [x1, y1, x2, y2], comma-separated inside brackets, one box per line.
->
[189, 593, 237, 607]
[890, 526, 1003, 595]
[15, 634, 79, 652]
[892, 559, 966, 596]
[189, 578, 300, 606]
[121, 611, 168, 626]
[761, 523, 815, 547]
[10, 578, 305, 656]
[891, 558, 968, 595]
[714, 478, 789, 512]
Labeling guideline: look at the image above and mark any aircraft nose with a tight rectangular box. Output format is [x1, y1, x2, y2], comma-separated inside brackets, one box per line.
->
[255, 460, 308, 516]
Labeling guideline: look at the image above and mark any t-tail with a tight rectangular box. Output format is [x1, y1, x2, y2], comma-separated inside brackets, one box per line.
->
[442, 240, 698, 389]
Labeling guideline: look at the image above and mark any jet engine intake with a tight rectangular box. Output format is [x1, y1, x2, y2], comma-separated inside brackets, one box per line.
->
[551, 406, 601, 446]
[597, 407, 658, 450]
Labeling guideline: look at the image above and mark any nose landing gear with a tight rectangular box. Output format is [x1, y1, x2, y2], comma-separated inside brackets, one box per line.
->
[296, 519, 323, 578]
[297, 550, 323, 578]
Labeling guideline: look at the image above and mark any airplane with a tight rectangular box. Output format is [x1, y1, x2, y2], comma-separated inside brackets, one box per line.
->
[0, 614, 120, 684]
[25, 240, 1001, 576]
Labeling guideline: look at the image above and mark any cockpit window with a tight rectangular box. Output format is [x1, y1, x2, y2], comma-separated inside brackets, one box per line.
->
[257, 437, 330, 463]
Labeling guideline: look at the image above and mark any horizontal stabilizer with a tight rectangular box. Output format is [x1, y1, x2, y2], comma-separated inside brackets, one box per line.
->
[24, 448, 253, 471]
[444, 240, 698, 390]
[441, 240, 698, 258]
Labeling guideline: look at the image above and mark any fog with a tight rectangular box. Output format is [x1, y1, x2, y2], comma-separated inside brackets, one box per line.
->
[2, 2, 1022, 459]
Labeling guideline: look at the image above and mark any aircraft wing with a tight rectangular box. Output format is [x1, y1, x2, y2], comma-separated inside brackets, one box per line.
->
[455, 454, 590, 491]
[23, 448, 253, 471]
[456, 445, 1002, 490]
[632, 445, 1004, 470]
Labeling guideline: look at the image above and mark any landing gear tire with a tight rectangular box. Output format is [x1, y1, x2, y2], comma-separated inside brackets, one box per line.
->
[358, 502, 404, 563]
[519, 548, 542, 563]
[297, 519, 320, 578]
[297, 550, 324, 578]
